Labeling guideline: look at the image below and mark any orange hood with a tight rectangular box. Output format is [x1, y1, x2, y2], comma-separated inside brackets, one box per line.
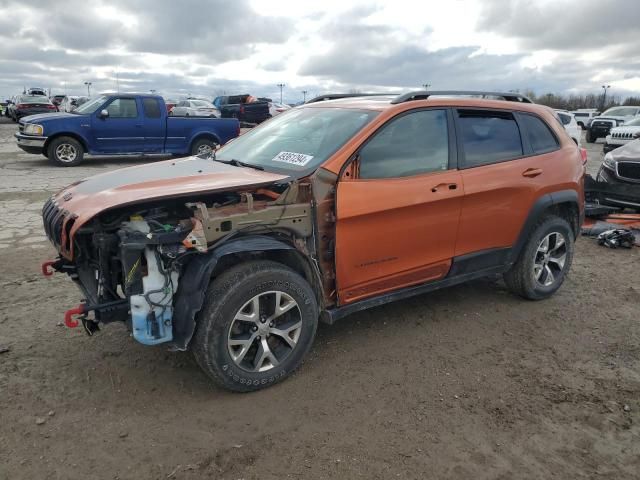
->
[53, 156, 289, 257]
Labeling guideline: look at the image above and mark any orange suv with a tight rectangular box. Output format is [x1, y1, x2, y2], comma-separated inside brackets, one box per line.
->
[42, 91, 585, 391]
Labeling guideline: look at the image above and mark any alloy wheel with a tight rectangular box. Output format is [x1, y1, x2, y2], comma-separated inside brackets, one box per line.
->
[227, 291, 302, 373]
[533, 232, 567, 287]
[55, 143, 77, 163]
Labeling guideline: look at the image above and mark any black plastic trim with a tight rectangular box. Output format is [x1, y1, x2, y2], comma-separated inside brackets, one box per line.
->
[391, 90, 533, 105]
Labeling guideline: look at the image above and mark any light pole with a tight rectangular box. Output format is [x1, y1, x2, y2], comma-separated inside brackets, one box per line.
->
[302, 90, 308, 102]
[601, 85, 611, 110]
[84, 81, 92, 97]
[277, 83, 285, 104]
[422, 83, 431, 90]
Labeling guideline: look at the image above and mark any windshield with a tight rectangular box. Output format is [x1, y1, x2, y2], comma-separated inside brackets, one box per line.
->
[216, 107, 378, 175]
[20, 96, 51, 104]
[74, 96, 107, 114]
[602, 107, 639, 117]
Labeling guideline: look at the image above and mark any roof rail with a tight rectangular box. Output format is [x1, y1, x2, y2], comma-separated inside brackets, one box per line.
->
[390, 90, 533, 105]
[306, 93, 392, 104]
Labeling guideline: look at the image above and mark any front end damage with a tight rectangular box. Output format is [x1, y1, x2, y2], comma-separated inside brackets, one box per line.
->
[43, 177, 335, 350]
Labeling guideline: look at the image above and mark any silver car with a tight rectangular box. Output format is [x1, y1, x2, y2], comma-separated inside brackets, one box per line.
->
[169, 99, 220, 117]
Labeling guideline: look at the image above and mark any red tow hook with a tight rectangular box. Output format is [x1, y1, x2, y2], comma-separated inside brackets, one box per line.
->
[42, 260, 56, 277]
[64, 304, 86, 328]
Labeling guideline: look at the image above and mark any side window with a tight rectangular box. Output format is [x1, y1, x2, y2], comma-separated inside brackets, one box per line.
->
[518, 113, 559, 154]
[457, 110, 523, 167]
[358, 109, 449, 179]
[142, 98, 161, 118]
[106, 98, 138, 118]
[557, 113, 571, 125]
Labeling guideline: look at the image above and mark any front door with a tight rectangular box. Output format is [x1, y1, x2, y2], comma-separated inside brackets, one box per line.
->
[335, 109, 463, 304]
[92, 97, 144, 153]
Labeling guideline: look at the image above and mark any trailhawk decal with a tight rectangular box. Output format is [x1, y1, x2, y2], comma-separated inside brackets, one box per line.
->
[272, 151, 314, 166]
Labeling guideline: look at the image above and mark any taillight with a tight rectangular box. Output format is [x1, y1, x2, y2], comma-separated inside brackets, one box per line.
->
[240, 105, 245, 114]
[16, 104, 28, 109]
[580, 148, 588, 164]
[47, 105, 56, 110]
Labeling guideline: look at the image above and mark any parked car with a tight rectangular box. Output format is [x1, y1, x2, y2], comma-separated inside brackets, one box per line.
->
[15, 93, 239, 166]
[40, 90, 584, 392]
[169, 99, 220, 117]
[603, 117, 640, 153]
[164, 98, 177, 113]
[587, 106, 640, 143]
[8, 95, 57, 121]
[51, 95, 66, 107]
[268, 101, 291, 117]
[570, 109, 599, 129]
[555, 110, 581, 146]
[27, 87, 47, 96]
[597, 139, 640, 191]
[59, 95, 88, 113]
[213, 94, 271, 124]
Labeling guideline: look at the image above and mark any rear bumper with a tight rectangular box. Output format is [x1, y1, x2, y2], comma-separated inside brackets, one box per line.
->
[15, 132, 47, 154]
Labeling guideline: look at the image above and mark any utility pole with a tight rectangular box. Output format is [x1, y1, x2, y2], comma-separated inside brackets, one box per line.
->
[422, 83, 431, 90]
[277, 83, 285, 104]
[84, 81, 92, 97]
[601, 85, 611, 110]
[302, 90, 308, 102]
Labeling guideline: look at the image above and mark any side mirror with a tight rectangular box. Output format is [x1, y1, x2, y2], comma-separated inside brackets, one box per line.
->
[99, 109, 109, 118]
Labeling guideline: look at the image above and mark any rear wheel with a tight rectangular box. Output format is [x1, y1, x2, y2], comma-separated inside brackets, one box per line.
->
[47, 136, 84, 167]
[191, 138, 217, 156]
[504, 215, 574, 300]
[192, 260, 319, 392]
[586, 130, 596, 143]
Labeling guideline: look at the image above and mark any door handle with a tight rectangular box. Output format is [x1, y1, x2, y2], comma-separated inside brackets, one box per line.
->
[431, 183, 458, 193]
[522, 168, 543, 178]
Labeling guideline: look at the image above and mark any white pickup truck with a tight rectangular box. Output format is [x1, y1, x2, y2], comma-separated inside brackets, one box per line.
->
[587, 106, 640, 143]
[603, 117, 640, 153]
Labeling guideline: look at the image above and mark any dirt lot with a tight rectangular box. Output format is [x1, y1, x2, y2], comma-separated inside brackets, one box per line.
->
[0, 116, 638, 480]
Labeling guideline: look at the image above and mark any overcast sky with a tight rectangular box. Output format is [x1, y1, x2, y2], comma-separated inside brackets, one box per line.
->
[1, 0, 639, 102]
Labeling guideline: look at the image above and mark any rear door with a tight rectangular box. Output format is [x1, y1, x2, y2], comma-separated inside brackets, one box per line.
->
[454, 109, 562, 258]
[141, 97, 165, 152]
[92, 97, 144, 153]
[335, 109, 463, 304]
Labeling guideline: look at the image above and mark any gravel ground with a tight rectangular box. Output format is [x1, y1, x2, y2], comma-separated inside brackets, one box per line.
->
[0, 116, 638, 480]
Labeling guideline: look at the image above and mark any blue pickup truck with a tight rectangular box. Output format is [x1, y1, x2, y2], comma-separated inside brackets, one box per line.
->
[15, 93, 240, 166]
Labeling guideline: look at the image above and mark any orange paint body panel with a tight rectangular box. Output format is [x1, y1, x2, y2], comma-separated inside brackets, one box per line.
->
[336, 170, 463, 302]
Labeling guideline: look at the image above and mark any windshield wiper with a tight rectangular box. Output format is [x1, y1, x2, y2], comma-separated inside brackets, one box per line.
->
[216, 158, 264, 171]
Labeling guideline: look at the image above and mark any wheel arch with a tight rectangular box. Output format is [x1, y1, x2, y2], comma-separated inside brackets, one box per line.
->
[44, 132, 89, 154]
[509, 190, 581, 264]
[188, 132, 221, 152]
[171, 234, 320, 351]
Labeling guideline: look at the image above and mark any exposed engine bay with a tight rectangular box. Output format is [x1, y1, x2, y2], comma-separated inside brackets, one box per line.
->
[42, 178, 335, 349]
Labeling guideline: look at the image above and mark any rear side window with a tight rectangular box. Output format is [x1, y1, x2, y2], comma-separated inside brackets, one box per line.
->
[106, 98, 138, 118]
[457, 110, 523, 167]
[358, 109, 449, 179]
[557, 113, 571, 125]
[518, 113, 559, 154]
[142, 98, 161, 118]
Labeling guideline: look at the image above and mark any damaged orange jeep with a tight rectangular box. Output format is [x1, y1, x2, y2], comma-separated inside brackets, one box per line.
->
[43, 91, 585, 392]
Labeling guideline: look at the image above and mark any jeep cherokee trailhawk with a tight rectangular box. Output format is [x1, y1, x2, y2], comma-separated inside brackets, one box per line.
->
[42, 90, 585, 392]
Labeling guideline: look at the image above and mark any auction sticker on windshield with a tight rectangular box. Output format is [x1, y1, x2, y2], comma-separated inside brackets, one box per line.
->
[272, 151, 314, 166]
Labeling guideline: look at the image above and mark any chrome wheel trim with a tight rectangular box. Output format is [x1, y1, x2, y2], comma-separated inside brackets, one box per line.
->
[55, 143, 77, 163]
[196, 143, 214, 156]
[533, 232, 567, 287]
[227, 291, 302, 373]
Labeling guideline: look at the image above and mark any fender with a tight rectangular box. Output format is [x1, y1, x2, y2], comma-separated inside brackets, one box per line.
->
[509, 189, 580, 264]
[170, 235, 295, 351]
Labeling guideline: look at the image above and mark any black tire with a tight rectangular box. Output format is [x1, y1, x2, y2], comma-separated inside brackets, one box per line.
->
[503, 215, 574, 300]
[47, 136, 84, 167]
[586, 131, 596, 143]
[190, 137, 217, 156]
[192, 260, 319, 392]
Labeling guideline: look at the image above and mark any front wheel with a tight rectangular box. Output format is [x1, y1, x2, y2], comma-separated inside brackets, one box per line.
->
[504, 215, 574, 300]
[192, 260, 319, 392]
[47, 136, 84, 166]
